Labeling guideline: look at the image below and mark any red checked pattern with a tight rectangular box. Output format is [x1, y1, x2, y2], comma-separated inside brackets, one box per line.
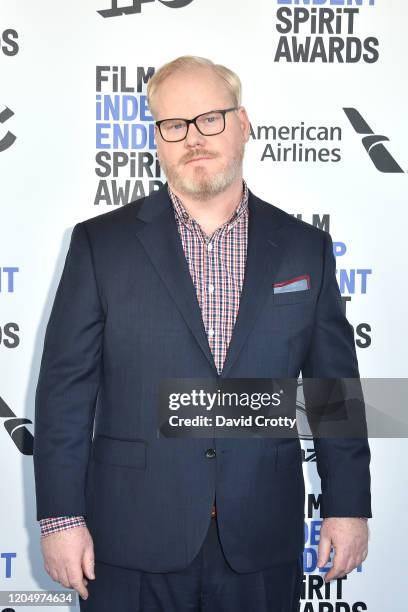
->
[39, 181, 249, 536]
[169, 179, 249, 375]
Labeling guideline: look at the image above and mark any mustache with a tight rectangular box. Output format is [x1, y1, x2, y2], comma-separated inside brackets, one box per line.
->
[181, 151, 218, 164]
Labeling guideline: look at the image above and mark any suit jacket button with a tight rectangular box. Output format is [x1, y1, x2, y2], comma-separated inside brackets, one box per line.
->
[205, 448, 216, 459]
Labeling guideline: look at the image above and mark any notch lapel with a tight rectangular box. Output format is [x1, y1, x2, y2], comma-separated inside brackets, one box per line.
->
[220, 192, 287, 378]
[134, 185, 287, 380]
[135, 185, 218, 375]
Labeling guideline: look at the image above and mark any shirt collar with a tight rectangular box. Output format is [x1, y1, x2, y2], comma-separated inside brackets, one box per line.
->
[168, 179, 249, 233]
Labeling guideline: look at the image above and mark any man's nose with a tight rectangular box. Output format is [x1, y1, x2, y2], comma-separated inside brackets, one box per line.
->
[184, 122, 207, 147]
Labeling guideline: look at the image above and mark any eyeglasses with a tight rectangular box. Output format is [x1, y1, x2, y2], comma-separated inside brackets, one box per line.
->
[155, 107, 238, 142]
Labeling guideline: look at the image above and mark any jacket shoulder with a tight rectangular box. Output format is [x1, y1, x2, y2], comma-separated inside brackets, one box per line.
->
[251, 191, 328, 242]
[78, 197, 146, 233]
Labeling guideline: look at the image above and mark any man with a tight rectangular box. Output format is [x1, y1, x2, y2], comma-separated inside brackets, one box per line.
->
[33, 56, 371, 611]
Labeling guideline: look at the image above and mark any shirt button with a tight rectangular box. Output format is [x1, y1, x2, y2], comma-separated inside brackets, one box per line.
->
[207, 243, 213, 251]
[208, 284, 214, 293]
[208, 329, 215, 337]
[205, 448, 216, 459]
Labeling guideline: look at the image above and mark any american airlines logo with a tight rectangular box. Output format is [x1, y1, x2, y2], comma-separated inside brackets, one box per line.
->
[97, 0, 194, 18]
[0, 106, 16, 152]
[0, 395, 33, 455]
[343, 107, 404, 173]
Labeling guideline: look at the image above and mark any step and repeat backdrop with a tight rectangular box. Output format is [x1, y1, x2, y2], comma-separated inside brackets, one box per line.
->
[1, 1, 407, 610]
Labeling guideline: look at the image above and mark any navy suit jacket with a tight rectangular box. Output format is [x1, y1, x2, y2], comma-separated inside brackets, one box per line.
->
[33, 182, 371, 572]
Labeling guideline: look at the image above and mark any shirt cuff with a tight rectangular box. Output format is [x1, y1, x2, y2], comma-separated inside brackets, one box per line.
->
[39, 516, 86, 537]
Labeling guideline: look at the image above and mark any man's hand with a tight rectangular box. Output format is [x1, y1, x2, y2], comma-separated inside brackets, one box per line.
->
[317, 517, 369, 582]
[41, 525, 95, 600]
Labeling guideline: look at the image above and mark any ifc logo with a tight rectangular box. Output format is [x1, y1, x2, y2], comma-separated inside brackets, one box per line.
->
[98, 0, 194, 18]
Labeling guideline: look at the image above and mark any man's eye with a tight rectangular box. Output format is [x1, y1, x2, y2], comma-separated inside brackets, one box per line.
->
[204, 115, 218, 123]
[169, 122, 185, 131]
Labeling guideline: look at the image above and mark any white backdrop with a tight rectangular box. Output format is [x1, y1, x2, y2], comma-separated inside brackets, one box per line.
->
[1, 0, 407, 610]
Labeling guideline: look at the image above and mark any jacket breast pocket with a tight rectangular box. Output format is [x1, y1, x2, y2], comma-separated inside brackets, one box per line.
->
[272, 288, 315, 306]
[92, 435, 147, 470]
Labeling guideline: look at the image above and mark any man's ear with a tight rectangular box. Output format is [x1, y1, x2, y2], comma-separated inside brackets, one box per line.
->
[238, 106, 251, 142]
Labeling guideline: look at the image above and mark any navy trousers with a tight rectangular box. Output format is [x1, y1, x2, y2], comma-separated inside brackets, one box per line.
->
[80, 517, 303, 611]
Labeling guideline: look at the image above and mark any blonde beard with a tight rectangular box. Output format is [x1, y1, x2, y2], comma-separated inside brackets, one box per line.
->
[159, 145, 245, 201]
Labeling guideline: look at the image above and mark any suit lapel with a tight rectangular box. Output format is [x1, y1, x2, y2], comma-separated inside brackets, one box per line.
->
[220, 192, 286, 377]
[135, 185, 218, 375]
[134, 184, 287, 379]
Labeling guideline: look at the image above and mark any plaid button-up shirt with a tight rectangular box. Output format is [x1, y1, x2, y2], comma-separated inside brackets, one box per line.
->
[168, 180, 249, 374]
[39, 180, 249, 536]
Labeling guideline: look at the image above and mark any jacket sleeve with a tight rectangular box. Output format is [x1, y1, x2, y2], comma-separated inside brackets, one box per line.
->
[301, 230, 372, 518]
[33, 222, 105, 520]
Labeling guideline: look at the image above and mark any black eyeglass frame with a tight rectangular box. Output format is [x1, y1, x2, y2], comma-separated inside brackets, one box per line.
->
[155, 107, 239, 142]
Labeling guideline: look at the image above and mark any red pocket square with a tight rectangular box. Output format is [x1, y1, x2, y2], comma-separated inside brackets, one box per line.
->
[273, 274, 311, 293]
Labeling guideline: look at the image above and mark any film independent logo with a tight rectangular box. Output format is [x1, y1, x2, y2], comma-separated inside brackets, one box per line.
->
[98, 0, 194, 18]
